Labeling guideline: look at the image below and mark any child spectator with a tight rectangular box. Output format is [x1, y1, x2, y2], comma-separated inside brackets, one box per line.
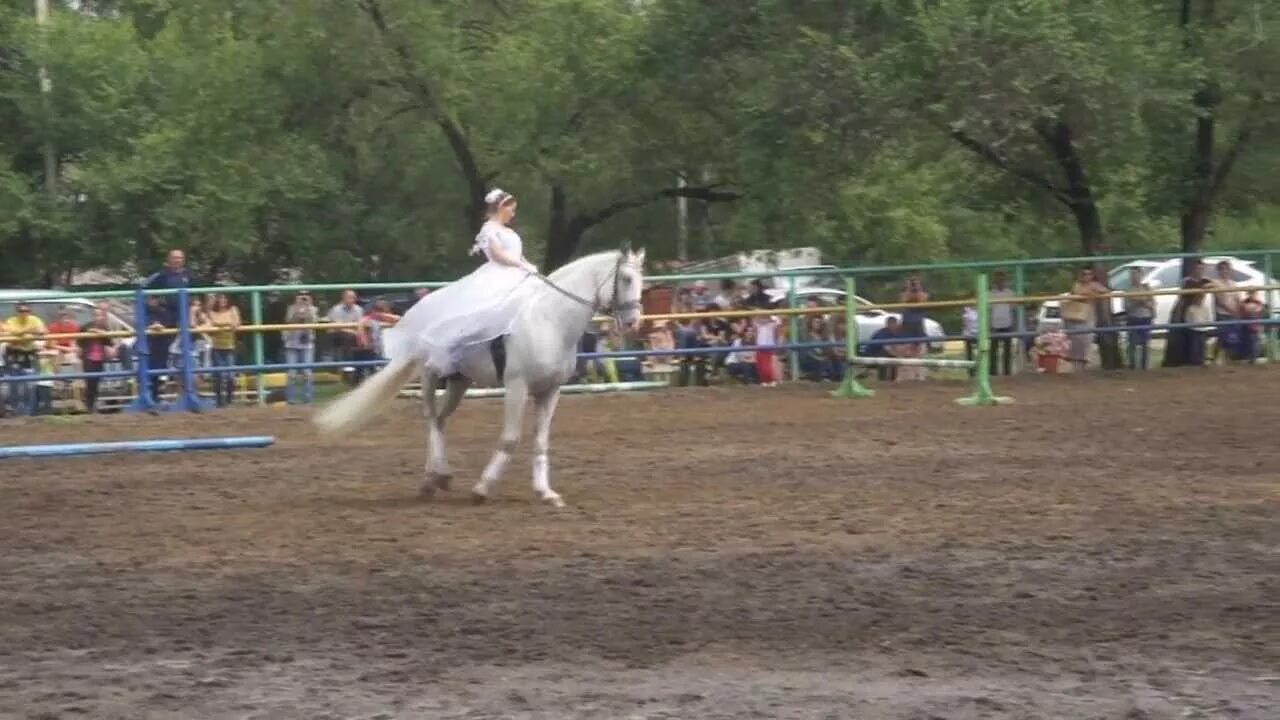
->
[726, 324, 758, 384]
[961, 305, 977, 378]
[77, 307, 118, 413]
[753, 313, 781, 387]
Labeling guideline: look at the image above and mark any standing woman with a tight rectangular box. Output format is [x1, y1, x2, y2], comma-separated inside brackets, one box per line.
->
[207, 294, 241, 406]
[381, 189, 539, 377]
[1060, 267, 1109, 372]
[898, 273, 929, 381]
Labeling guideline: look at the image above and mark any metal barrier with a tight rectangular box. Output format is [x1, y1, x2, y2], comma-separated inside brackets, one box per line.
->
[2, 252, 1278, 415]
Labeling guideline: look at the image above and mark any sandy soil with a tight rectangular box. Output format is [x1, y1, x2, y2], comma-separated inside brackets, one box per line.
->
[0, 369, 1276, 719]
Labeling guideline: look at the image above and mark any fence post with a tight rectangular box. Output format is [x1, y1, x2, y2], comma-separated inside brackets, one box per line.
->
[1013, 264, 1026, 374]
[786, 276, 799, 382]
[831, 274, 875, 398]
[251, 290, 266, 405]
[174, 287, 210, 412]
[124, 287, 157, 413]
[957, 272, 1013, 407]
[1265, 252, 1278, 363]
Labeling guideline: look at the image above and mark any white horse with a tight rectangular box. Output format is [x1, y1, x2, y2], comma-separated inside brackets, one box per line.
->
[315, 248, 645, 507]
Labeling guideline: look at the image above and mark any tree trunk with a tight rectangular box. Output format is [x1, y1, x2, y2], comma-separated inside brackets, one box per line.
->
[543, 183, 740, 271]
[1037, 118, 1105, 256]
[360, 0, 491, 238]
[544, 183, 579, 271]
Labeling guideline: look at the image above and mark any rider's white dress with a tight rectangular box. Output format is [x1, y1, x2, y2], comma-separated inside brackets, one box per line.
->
[381, 220, 535, 376]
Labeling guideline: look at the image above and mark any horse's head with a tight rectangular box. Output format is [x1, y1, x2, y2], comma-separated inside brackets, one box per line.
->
[604, 248, 646, 333]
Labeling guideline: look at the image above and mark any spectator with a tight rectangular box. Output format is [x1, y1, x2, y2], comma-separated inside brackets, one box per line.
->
[142, 296, 170, 399]
[77, 307, 119, 413]
[1090, 261, 1124, 370]
[713, 279, 738, 310]
[207, 293, 241, 407]
[326, 289, 364, 386]
[645, 320, 675, 369]
[1164, 277, 1212, 367]
[744, 279, 771, 309]
[354, 299, 398, 384]
[898, 273, 929, 381]
[172, 297, 211, 371]
[46, 307, 80, 358]
[142, 249, 192, 399]
[753, 312, 782, 387]
[1238, 291, 1265, 363]
[1209, 260, 1240, 364]
[1123, 266, 1155, 370]
[283, 291, 319, 404]
[961, 305, 978, 378]
[689, 281, 712, 311]
[1060, 266, 1108, 372]
[867, 316, 901, 382]
[989, 271, 1016, 375]
[699, 304, 730, 378]
[2, 302, 45, 415]
[725, 324, 758, 384]
[799, 315, 836, 381]
[673, 316, 707, 387]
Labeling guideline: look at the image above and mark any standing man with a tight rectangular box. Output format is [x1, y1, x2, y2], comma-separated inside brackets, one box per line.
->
[989, 271, 1017, 376]
[141, 249, 193, 399]
[326, 289, 364, 386]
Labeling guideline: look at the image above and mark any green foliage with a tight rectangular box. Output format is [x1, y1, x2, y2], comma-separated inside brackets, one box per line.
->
[0, 0, 1276, 287]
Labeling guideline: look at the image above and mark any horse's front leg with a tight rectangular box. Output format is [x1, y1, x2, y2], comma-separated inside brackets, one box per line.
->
[473, 378, 527, 503]
[530, 387, 565, 508]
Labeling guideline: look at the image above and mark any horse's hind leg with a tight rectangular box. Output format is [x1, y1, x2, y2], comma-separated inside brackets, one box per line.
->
[473, 378, 527, 503]
[530, 387, 564, 508]
[421, 371, 469, 497]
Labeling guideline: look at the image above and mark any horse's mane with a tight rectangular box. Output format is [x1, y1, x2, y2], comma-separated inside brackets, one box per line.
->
[546, 250, 623, 283]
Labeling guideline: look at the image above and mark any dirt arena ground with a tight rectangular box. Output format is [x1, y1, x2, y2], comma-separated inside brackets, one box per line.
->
[0, 369, 1276, 719]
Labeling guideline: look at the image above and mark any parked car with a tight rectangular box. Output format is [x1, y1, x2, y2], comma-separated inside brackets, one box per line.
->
[1035, 257, 1277, 333]
[763, 286, 946, 351]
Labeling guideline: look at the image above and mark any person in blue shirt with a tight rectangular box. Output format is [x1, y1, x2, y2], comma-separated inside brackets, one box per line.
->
[864, 316, 901, 382]
[140, 249, 193, 399]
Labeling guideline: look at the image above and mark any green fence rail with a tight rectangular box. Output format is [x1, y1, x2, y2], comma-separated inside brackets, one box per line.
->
[4, 247, 1277, 404]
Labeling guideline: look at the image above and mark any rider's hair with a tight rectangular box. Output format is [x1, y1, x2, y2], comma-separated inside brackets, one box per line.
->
[484, 190, 516, 219]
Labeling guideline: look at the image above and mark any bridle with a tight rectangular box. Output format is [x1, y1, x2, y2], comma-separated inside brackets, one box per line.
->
[531, 251, 641, 330]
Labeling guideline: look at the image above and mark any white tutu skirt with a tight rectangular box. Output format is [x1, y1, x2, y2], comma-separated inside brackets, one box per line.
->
[382, 262, 536, 376]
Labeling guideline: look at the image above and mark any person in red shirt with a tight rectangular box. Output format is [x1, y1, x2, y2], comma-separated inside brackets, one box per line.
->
[353, 299, 400, 384]
[46, 307, 81, 359]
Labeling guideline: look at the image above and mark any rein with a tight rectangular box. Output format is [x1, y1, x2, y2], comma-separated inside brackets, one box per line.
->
[530, 254, 640, 328]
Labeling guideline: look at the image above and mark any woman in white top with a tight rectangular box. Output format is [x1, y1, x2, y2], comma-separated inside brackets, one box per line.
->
[382, 189, 539, 377]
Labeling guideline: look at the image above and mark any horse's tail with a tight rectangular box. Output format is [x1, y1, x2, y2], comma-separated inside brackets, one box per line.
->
[314, 357, 417, 437]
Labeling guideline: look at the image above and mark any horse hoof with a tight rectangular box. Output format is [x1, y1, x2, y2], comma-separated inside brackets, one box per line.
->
[470, 491, 488, 505]
[428, 473, 452, 491]
[418, 483, 436, 500]
[541, 493, 565, 509]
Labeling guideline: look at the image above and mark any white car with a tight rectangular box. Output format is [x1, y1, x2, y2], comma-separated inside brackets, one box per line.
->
[1036, 257, 1276, 333]
[763, 286, 947, 351]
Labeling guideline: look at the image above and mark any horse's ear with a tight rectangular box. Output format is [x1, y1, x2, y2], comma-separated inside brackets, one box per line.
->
[619, 240, 632, 255]
[634, 247, 646, 266]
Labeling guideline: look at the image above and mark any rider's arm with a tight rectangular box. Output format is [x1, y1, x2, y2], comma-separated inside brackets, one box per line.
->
[488, 243, 537, 273]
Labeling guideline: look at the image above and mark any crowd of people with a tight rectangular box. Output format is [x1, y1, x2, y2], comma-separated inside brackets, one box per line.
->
[0, 252, 1273, 416]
